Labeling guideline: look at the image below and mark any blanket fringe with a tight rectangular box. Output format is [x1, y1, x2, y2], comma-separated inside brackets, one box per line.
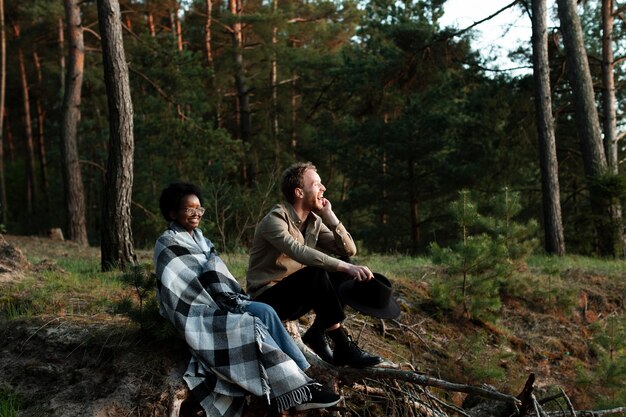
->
[254, 319, 272, 403]
[274, 384, 312, 412]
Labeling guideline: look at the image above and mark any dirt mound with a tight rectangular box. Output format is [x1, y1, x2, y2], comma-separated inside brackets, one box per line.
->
[0, 316, 192, 417]
[0, 234, 29, 280]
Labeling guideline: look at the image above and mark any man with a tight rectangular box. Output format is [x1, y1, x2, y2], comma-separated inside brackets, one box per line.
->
[246, 162, 382, 368]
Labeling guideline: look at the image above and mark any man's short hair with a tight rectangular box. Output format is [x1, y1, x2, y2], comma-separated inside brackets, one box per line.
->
[281, 162, 316, 204]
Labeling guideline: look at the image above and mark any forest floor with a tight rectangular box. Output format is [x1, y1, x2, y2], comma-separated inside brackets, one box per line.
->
[0, 234, 625, 417]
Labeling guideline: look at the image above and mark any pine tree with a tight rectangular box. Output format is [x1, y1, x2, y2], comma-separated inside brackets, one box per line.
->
[430, 189, 538, 321]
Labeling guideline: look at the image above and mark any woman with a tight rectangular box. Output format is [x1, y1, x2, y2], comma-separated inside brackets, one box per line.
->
[154, 183, 340, 417]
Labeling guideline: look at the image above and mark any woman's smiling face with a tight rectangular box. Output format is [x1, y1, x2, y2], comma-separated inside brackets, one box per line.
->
[171, 194, 204, 233]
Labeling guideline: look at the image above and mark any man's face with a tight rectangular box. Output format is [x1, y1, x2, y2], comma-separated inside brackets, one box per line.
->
[299, 168, 326, 212]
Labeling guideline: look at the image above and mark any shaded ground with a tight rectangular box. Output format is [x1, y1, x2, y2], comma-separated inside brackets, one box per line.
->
[1, 234, 624, 416]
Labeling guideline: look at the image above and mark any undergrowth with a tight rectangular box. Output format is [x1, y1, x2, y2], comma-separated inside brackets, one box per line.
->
[0, 390, 21, 417]
[1, 235, 625, 413]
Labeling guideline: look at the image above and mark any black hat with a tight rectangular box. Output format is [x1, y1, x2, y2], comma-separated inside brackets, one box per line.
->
[338, 273, 401, 319]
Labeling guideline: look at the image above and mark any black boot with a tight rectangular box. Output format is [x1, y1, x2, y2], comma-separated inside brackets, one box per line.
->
[328, 327, 382, 368]
[302, 327, 334, 363]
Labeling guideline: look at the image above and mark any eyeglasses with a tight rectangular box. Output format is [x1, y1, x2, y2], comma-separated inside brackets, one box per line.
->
[180, 207, 205, 216]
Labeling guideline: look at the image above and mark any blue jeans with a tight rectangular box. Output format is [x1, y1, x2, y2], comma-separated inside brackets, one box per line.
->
[243, 301, 310, 371]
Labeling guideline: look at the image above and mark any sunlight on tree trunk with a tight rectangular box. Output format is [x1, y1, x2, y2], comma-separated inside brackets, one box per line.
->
[556, 0, 622, 256]
[229, 0, 254, 185]
[97, 0, 137, 271]
[205, 0, 222, 128]
[601, 0, 618, 172]
[532, 0, 565, 255]
[61, 0, 88, 246]
[14, 23, 37, 215]
[33, 52, 50, 212]
[601, 0, 625, 254]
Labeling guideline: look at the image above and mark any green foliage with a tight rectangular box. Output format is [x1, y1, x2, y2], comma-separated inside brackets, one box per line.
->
[452, 330, 510, 384]
[591, 314, 626, 363]
[0, 254, 124, 318]
[2, 0, 623, 258]
[430, 189, 539, 320]
[501, 271, 578, 313]
[115, 264, 176, 341]
[588, 314, 626, 404]
[0, 297, 36, 320]
[0, 390, 21, 417]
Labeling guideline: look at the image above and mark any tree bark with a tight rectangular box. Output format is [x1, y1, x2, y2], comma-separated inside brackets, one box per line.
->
[290, 53, 298, 156]
[97, 0, 137, 271]
[14, 23, 37, 214]
[204, 0, 222, 128]
[3, 106, 13, 161]
[229, 0, 254, 185]
[0, 0, 6, 225]
[58, 16, 66, 96]
[600, 0, 624, 255]
[601, 0, 618, 172]
[408, 158, 419, 253]
[61, 0, 88, 246]
[556, 0, 620, 256]
[532, 0, 565, 255]
[270, 0, 279, 158]
[174, 0, 183, 51]
[33, 52, 50, 210]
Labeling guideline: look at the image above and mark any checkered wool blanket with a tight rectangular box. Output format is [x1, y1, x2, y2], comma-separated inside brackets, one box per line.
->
[154, 224, 310, 417]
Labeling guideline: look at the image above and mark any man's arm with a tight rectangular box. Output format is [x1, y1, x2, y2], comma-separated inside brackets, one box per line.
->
[314, 198, 357, 257]
[315, 199, 373, 281]
[259, 211, 343, 271]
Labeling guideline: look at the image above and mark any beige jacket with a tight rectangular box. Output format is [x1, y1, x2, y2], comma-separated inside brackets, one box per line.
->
[246, 203, 356, 298]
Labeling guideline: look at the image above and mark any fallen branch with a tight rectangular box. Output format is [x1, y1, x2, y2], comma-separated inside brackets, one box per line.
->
[283, 320, 520, 407]
[340, 366, 521, 405]
[544, 407, 626, 417]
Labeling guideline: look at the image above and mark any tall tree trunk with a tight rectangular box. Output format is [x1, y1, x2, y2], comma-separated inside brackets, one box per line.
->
[600, 0, 624, 254]
[97, 0, 137, 271]
[270, 0, 279, 158]
[58, 17, 65, 101]
[532, 0, 565, 255]
[33, 52, 50, 209]
[175, 6, 183, 51]
[290, 61, 297, 157]
[14, 23, 37, 214]
[556, 0, 620, 256]
[229, 0, 254, 185]
[601, 0, 618, 172]
[147, 12, 156, 37]
[0, 0, 6, 225]
[170, 0, 183, 51]
[204, 0, 222, 127]
[3, 106, 13, 161]
[61, 0, 88, 245]
[408, 158, 419, 253]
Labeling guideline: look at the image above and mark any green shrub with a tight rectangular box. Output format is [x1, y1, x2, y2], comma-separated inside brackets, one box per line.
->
[116, 264, 176, 341]
[430, 189, 538, 321]
[0, 391, 21, 417]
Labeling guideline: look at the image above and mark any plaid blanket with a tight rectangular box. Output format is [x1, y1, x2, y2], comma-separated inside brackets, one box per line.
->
[154, 224, 311, 417]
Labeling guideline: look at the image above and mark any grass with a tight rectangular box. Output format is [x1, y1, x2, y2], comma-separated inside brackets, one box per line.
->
[0, 392, 21, 417]
[2, 235, 626, 413]
[528, 254, 626, 277]
[0, 252, 127, 320]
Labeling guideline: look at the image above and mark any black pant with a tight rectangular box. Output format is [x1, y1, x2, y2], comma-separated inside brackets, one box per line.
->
[253, 266, 351, 330]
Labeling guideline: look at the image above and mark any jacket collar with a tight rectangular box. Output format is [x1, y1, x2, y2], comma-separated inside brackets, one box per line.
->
[284, 202, 319, 228]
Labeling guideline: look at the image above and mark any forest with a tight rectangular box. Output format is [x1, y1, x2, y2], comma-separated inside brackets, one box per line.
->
[1, 0, 626, 262]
